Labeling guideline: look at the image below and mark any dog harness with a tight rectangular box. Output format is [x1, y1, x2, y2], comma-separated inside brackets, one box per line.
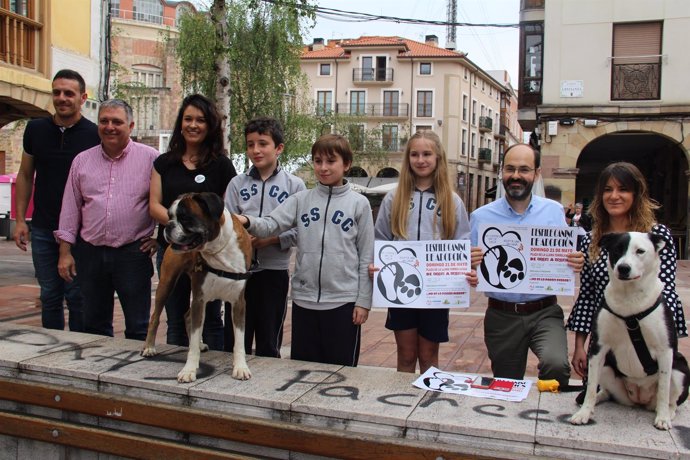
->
[600, 294, 664, 376]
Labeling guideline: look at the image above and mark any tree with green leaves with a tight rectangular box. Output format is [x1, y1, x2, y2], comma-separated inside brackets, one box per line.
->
[174, 0, 396, 172]
[174, 0, 316, 168]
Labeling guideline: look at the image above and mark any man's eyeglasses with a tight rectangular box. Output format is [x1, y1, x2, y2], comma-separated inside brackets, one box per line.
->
[502, 166, 535, 176]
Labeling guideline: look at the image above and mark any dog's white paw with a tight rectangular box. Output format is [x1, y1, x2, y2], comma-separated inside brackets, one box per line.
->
[570, 408, 592, 425]
[140, 346, 157, 357]
[199, 342, 209, 352]
[177, 367, 197, 383]
[654, 416, 672, 430]
[232, 364, 251, 380]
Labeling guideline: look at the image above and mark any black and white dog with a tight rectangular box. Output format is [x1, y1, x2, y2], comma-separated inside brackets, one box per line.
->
[570, 232, 690, 430]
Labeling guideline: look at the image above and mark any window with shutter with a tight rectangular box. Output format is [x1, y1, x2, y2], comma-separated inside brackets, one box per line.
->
[611, 21, 662, 100]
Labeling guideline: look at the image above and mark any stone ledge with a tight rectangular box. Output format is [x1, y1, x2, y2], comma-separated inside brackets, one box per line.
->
[0, 323, 687, 459]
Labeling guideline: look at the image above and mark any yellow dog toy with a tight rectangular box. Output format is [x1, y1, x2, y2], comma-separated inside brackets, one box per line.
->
[537, 379, 560, 392]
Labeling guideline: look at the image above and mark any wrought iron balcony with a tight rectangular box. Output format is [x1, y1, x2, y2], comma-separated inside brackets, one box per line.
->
[478, 116, 493, 133]
[335, 103, 409, 117]
[478, 148, 493, 164]
[611, 62, 660, 101]
[348, 136, 403, 153]
[352, 68, 394, 83]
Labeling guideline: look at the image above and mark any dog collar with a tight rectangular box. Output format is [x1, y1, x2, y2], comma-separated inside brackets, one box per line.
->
[205, 265, 252, 280]
[600, 293, 664, 376]
[197, 259, 252, 280]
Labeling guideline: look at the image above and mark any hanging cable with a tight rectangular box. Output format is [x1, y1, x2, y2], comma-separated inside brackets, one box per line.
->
[260, 0, 519, 28]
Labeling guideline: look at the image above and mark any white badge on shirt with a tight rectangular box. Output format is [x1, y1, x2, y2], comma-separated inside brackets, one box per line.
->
[195, 174, 206, 184]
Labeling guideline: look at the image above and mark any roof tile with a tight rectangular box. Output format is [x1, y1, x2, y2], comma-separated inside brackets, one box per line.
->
[301, 36, 464, 59]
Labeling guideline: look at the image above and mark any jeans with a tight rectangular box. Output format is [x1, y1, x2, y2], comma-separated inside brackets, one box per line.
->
[31, 227, 83, 331]
[156, 245, 224, 350]
[76, 240, 152, 340]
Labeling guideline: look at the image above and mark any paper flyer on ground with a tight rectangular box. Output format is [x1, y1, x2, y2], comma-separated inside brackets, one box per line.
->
[413, 366, 532, 402]
[476, 224, 577, 296]
[372, 240, 471, 309]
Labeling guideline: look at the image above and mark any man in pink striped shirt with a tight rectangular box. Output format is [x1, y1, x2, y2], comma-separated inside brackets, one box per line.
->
[56, 99, 159, 340]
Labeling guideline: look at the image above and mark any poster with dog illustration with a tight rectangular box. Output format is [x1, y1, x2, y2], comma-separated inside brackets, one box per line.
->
[413, 366, 532, 402]
[372, 240, 471, 308]
[477, 224, 577, 296]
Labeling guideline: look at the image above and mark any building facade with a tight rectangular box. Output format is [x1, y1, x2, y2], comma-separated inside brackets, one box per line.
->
[301, 35, 522, 212]
[517, 0, 690, 256]
[0, 0, 104, 173]
[109, 0, 195, 149]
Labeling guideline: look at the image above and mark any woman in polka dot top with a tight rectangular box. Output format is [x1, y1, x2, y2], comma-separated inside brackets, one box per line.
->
[566, 162, 687, 379]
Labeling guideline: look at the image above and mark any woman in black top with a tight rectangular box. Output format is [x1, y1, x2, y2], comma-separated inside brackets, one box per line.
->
[149, 94, 236, 349]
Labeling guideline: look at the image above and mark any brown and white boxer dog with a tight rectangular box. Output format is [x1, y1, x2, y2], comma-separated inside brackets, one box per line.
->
[141, 192, 252, 382]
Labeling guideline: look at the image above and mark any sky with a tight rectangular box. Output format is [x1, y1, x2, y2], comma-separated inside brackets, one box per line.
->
[191, 0, 521, 85]
[302, 0, 520, 84]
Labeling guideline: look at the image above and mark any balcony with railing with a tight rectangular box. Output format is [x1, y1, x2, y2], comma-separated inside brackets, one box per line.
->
[611, 57, 661, 101]
[495, 114, 509, 138]
[0, 7, 43, 71]
[348, 136, 403, 153]
[335, 103, 409, 118]
[478, 116, 493, 133]
[352, 68, 394, 83]
[494, 123, 508, 138]
[478, 148, 493, 164]
[110, 7, 176, 27]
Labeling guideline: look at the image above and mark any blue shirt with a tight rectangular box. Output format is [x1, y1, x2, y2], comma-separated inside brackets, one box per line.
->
[470, 195, 567, 303]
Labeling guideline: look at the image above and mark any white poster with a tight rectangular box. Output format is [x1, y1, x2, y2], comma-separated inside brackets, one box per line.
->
[372, 240, 471, 309]
[413, 367, 532, 402]
[477, 224, 577, 296]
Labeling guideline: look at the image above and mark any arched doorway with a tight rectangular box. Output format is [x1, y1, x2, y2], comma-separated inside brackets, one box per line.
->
[576, 131, 688, 256]
[376, 167, 399, 178]
[0, 94, 52, 128]
[349, 166, 368, 177]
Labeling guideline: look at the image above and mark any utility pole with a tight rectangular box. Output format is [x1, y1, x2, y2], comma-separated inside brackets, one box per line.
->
[446, 0, 457, 50]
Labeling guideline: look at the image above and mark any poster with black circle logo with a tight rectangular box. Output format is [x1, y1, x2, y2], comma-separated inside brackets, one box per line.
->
[372, 240, 471, 309]
[477, 224, 577, 296]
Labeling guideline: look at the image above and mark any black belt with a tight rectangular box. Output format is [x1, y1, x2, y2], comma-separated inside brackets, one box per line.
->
[488, 295, 557, 314]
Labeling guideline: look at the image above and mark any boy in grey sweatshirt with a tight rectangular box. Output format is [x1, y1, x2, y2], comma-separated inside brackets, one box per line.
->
[237, 134, 374, 366]
[225, 117, 305, 357]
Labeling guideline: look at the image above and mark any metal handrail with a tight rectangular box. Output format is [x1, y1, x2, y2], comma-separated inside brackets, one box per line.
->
[109, 7, 176, 27]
